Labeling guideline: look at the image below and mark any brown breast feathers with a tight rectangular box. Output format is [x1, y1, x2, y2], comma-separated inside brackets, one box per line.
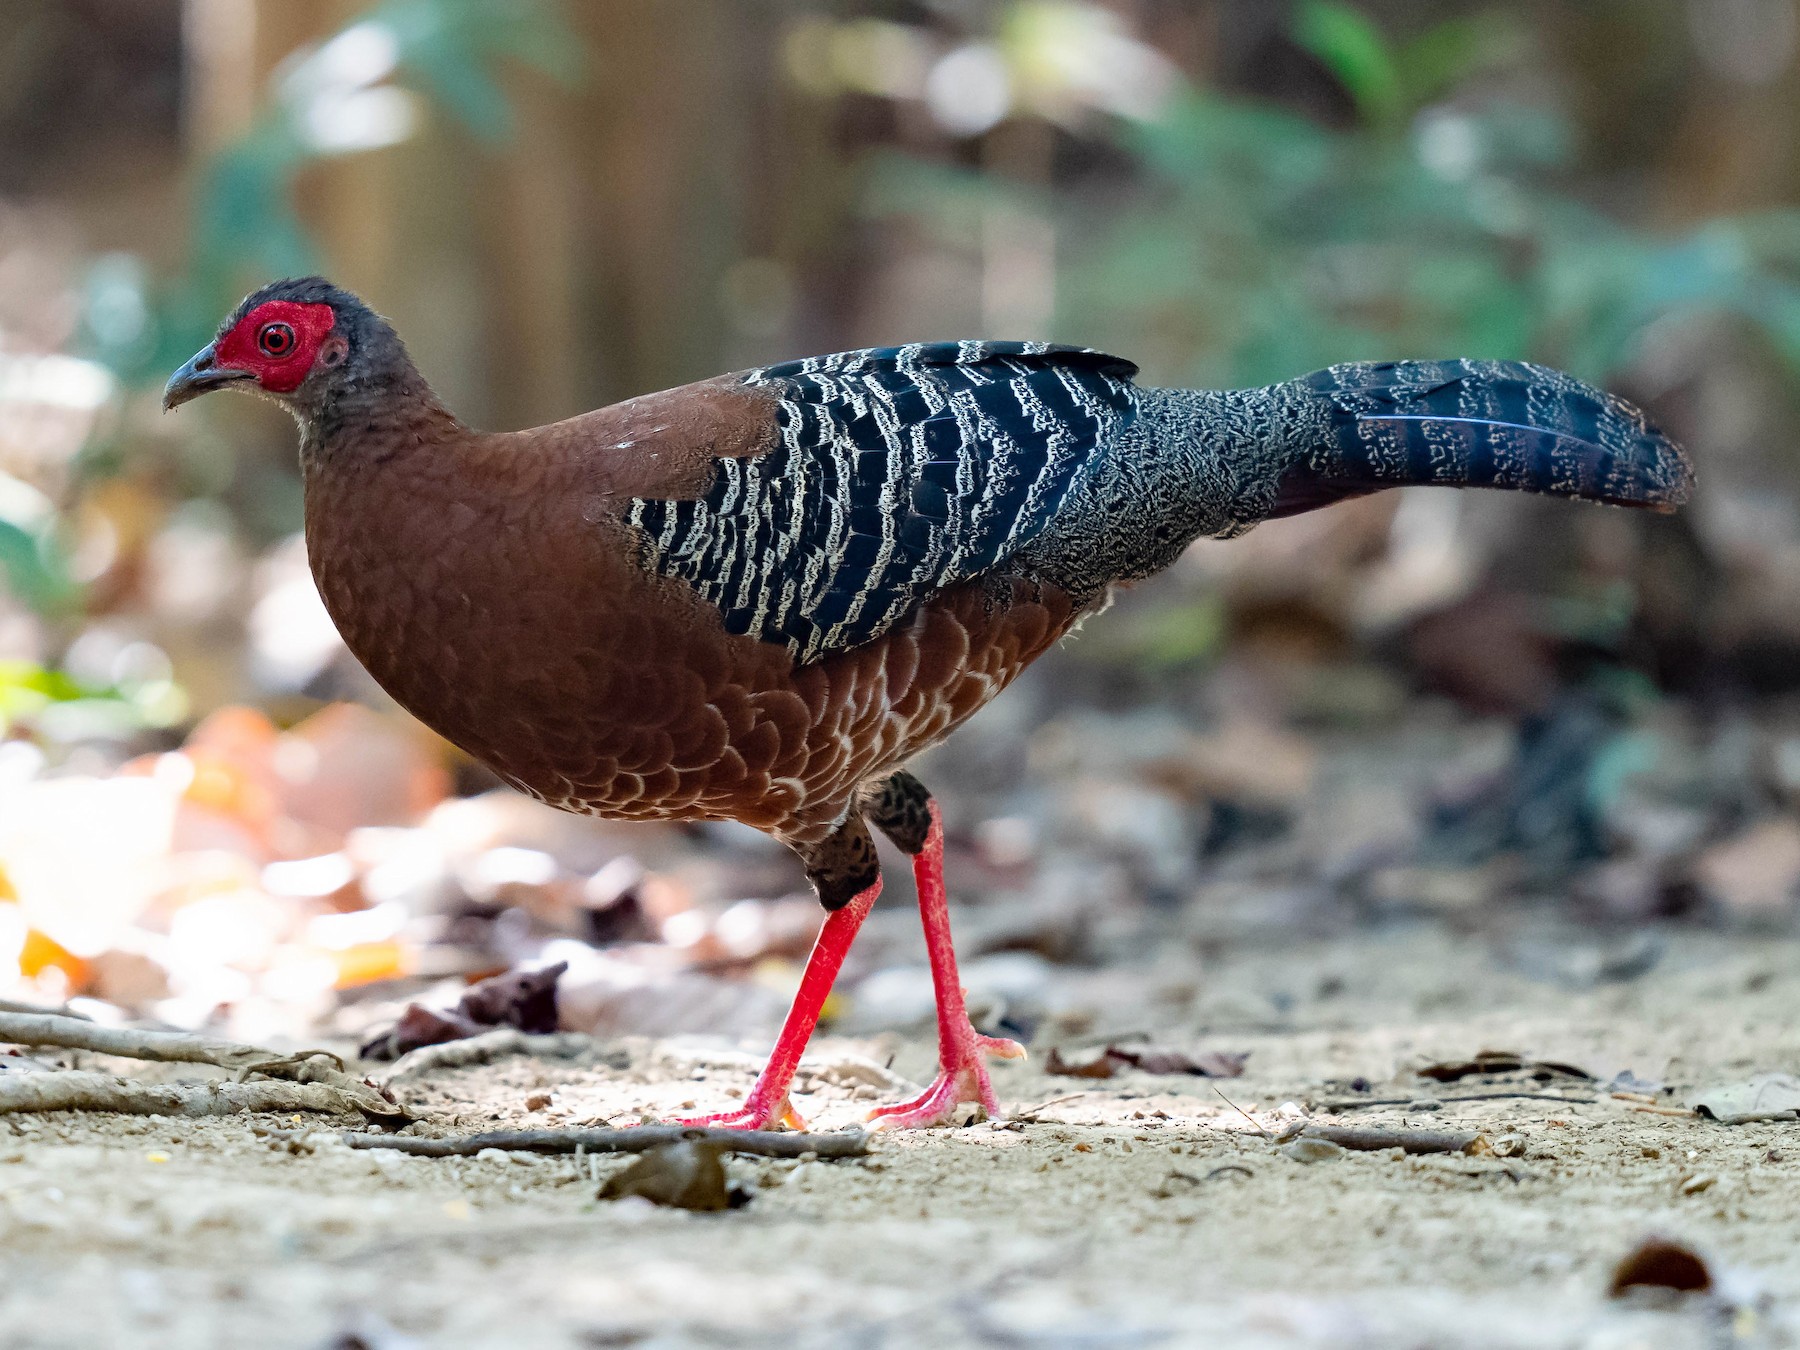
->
[303, 374, 1078, 846]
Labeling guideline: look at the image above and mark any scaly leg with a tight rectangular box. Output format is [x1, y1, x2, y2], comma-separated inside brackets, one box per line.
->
[867, 802, 1024, 1128]
[670, 878, 880, 1131]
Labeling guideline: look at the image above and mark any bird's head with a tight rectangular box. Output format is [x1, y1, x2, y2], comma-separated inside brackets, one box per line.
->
[163, 277, 394, 417]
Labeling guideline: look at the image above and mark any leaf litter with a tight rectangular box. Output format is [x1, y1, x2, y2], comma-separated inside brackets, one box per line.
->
[1691, 1073, 1800, 1125]
[1045, 1043, 1249, 1080]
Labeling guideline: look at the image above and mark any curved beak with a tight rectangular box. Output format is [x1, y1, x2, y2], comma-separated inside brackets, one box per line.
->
[162, 343, 253, 411]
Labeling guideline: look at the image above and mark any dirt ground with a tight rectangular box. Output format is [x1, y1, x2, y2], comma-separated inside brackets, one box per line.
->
[0, 923, 1796, 1350]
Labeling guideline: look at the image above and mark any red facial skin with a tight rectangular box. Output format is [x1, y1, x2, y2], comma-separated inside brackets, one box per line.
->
[214, 300, 339, 393]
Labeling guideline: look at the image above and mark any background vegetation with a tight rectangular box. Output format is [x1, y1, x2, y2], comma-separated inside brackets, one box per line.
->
[3, 0, 1800, 1014]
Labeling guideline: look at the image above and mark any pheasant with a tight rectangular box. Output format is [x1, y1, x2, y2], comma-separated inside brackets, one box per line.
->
[165, 278, 1693, 1129]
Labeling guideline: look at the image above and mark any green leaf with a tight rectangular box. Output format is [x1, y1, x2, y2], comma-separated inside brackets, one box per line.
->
[0, 660, 84, 703]
[0, 519, 77, 616]
[1292, 1, 1401, 128]
[1396, 12, 1525, 108]
[370, 0, 586, 140]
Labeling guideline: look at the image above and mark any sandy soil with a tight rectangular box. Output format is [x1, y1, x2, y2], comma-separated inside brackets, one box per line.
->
[0, 924, 1796, 1349]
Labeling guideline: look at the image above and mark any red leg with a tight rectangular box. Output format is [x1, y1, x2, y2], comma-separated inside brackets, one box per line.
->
[670, 878, 880, 1131]
[867, 802, 1024, 1128]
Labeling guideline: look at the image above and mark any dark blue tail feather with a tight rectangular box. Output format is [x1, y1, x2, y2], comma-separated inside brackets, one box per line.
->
[1270, 360, 1693, 518]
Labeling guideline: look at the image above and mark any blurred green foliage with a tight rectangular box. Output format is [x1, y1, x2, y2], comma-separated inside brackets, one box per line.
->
[0, 0, 581, 737]
[0, 657, 183, 741]
[0, 518, 76, 618]
[1291, 1, 1523, 130]
[871, 2, 1800, 390]
[91, 0, 581, 387]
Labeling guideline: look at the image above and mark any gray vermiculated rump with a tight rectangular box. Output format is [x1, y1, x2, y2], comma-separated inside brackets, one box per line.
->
[1018, 358, 1693, 601]
[1014, 382, 1322, 596]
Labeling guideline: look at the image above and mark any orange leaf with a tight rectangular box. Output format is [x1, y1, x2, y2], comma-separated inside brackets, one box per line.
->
[330, 940, 408, 989]
[19, 928, 88, 986]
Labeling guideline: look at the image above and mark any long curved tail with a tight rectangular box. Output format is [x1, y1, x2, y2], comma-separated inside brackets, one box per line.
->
[1268, 360, 1694, 518]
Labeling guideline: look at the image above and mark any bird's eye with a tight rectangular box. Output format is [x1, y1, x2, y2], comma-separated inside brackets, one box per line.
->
[257, 322, 296, 358]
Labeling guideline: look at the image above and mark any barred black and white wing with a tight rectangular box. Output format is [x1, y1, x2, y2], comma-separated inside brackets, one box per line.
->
[625, 341, 1140, 663]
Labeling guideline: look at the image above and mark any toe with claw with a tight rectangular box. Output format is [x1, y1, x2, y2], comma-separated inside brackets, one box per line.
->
[669, 1088, 806, 1132]
[868, 1030, 1025, 1129]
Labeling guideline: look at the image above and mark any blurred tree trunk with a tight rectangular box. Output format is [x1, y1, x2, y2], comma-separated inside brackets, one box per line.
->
[181, 0, 827, 427]
[533, 0, 779, 412]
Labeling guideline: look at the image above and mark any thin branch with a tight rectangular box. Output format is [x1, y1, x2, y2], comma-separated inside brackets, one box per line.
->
[1315, 1091, 1597, 1112]
[0, 1010, 335, 1071]
[378, 1030, 597, 1084]
[1010, 1092, 1092, 1122]
[0, 1011, 410, 1123]
[0, 1071, 372, 1118]
[1280, 1122, 1483, 1155]
[311, 1125, 870, 1160]
[0, 999, 90, 1021]
[1213, 1085, 1272, 1138]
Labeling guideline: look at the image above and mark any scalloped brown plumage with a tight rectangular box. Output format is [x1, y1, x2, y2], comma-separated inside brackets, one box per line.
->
[165, 277, 1693, 1131]
[299, 385, 1076, 861]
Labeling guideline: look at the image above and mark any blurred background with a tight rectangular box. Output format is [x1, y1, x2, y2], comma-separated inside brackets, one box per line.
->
[2, 0, 1799, 1047]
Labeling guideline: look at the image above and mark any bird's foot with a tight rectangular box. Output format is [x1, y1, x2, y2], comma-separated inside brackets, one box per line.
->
[669, 1084, 806, 1132]
[867, 1030, 1025, 1129]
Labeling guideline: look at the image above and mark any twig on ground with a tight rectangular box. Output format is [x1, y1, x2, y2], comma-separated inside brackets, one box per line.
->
[1315, 1091, 1598, 1112]
[1278, 1121, 1483, 1155]
[377, 1029, 598, 1084]
[0, 1071, 374, 1118]
[0, 1010, 338, 1072]
[1213, 1086, 1272, 1138]
[1010, 1092, 1093, 1122]
[0, 1010, 410, 1123]
[294, 1125, 870, 1159]
[0, 999, 91, 1021]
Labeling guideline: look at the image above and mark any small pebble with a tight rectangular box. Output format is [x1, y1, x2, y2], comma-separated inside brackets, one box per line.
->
[1277, 1138, 1346, 1164]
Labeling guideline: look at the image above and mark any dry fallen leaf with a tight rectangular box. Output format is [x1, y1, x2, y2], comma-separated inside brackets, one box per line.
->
[1608, 1237, 1712, 1298]
[458, 962, 564, 1033]
[1109, 1045, 1248, 1078]
[1414, 1051, 1592, 1084]
[1044, 1047, 1119, 1079]
[360, 1004, 481, 1060]
[360, 961, 567, 1060]
[1045, 1044, 1247, 1079]
[1691, 1073, 1800, 1125]
[599, 1140, 746, 1211]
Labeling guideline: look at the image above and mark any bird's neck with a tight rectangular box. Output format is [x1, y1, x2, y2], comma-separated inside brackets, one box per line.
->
[296, 363, 463, 472]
